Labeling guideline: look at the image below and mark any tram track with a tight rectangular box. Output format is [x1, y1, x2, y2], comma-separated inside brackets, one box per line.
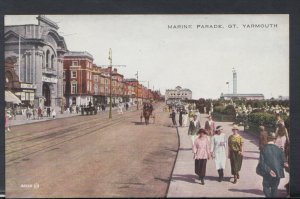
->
[6, 109, 139, 165]
[6, 108, 136, 143]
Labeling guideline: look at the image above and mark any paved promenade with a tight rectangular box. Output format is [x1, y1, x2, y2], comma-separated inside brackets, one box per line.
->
[8, 106, 135, 127]
[167, 113, 289, 198]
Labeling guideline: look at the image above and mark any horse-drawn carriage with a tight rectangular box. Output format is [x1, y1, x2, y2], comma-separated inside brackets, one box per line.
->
[140, 102, 155, 125]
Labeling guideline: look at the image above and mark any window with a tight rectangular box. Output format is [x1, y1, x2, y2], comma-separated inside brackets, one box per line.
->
[51, 55, 55, 68]
[46, 50, 50, 68]
[86, 72, 89, 79]
[71, 71, 77, 78]
[72, 61, 78, 66]
[71, 82, 77, 94]
[63, 71, 66, 79]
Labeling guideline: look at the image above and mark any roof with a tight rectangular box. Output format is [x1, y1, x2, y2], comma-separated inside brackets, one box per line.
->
[222, 93, 264, 97]
[64, 51, 94, 60]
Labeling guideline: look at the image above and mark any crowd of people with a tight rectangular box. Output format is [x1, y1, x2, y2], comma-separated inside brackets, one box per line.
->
[168, 104, 289, 197]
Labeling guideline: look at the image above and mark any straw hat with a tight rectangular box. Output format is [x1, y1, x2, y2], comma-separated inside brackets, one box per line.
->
[232, 124, 239, 130]
[197, 128, 207, 135]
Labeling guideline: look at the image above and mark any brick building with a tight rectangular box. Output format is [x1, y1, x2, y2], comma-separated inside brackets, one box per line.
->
[63, 51, 94, 107]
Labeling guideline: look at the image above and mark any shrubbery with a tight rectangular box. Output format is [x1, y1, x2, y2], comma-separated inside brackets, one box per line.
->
[248, 113, 290, 130]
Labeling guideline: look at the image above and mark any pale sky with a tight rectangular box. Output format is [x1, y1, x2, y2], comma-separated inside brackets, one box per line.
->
[5, 14, 289, 99]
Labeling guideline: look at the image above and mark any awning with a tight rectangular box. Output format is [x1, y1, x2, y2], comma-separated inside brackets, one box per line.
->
[5, 91, 22, 104]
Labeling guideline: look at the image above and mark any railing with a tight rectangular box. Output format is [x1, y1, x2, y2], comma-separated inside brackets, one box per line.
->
[211, 112, 235, 122]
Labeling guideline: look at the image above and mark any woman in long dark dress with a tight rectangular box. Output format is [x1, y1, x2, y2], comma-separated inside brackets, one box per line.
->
[228, 125, 244, 184]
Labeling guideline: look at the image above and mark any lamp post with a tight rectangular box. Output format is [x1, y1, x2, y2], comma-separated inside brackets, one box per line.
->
[135, 71, 139, 110]
[109, 48, 112, 119]
[101, 49, 126, 119]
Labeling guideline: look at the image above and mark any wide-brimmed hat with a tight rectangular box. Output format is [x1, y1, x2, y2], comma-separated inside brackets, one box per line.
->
[197, 128, 207, 135]
[232, 125, 239, 130]
[216, 125, 223, 131]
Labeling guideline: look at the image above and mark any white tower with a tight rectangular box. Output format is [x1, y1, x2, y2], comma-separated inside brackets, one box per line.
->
[232, 67, 237, 94]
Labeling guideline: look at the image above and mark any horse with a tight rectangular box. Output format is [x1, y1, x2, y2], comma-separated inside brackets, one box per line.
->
[141, 109, 151, 125]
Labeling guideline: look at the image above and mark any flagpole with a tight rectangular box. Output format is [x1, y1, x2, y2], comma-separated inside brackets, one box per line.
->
[136, 71, 139, 110]
[18, 35, 21, 81]
[109, 48, 112, 119]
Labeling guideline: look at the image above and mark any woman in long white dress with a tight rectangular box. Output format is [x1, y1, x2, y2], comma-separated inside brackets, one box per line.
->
[211, 125, 227, 182]
[182, 109, 188, 127]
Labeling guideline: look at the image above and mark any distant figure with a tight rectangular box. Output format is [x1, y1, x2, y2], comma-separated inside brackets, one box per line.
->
[38, 107, 42, 119]
[179, 109, 184, 127]
[118, 104, 123, 114]
[259, 126, 268, 151]
[125, 103, 129, 111]
[188, 115, 201, 145]
[5, 111, 11, 132]
[47, 107, 51, 117]
[32, 108, 36, 120]
[26, 107, 30, 120]
[182, 109, 188, 127]
[205, 115, 216, 136]
[170, 109, 176, 127]
[52, 109, 56, 119]
[76, 105, 79, 114]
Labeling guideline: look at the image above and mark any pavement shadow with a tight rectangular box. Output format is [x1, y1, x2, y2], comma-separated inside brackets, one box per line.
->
[171, 174, 197, 184]
[179, 147, 192, 151]
[228, 188, 264, 196]
[154, 177, 169, 184]
[131, 121, 145, 125]
[244, 150, 260, 154]
[205, 175, 232, 183]
[243, 156, 259, 160]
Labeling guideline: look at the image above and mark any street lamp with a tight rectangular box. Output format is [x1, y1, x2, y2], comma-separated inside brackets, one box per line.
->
[109, 48, 112, 119]
[105, 49, 126, 119]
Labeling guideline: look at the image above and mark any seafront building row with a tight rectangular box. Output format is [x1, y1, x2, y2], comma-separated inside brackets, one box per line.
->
[4, 15, 161, 111]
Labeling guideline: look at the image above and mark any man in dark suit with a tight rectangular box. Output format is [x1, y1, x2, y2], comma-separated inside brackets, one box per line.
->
[257, 132, 288, 198]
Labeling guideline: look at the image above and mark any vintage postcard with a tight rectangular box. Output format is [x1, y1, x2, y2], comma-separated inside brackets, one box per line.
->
[4, 14, 289, 198]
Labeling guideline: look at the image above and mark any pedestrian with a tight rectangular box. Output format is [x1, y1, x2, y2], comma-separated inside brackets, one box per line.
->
[5, 111, 11, 132]
[179, 109, 183, 127]
[182, 109, 189, 127]
[76, 105, 79, 114]
[170, 109, 177, 127]
[211, 125, 227, 182]
[44, 108, 47, 118]
[188, 115, 201, 145]
[52, 109, 56, 119]
[228, 124, 244, 184]
[259, 125, 268, 151]
[38, 107, 42, 119]
[205, 115, 216, 142]
[47, 107, 51, 117]
[256, 132, 288, 198]
[125, 103, 129, 111]
[193, 128, 211, 185]
[274, 120, 289, 159]
[118, 103, 123, 114]
[32, 107, 36, 120]
[12, 107, 16, 120]
[26, 107, 30, 120]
